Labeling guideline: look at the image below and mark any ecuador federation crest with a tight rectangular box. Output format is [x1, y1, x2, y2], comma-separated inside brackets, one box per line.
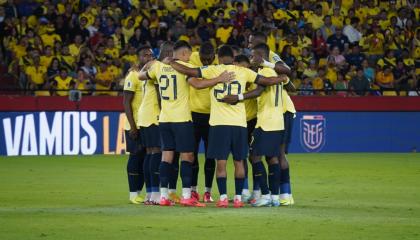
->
[300, 115, 326, 152]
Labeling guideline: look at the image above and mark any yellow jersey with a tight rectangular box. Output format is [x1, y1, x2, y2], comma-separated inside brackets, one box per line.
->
[54, 76, 73, 96]
[244, 83, 257, 121]
[147, 61, 192, 123]
[25, 65, 47, 85]
[138, 80, 160, 127]
[256, 67, 284, 131]
[95, 69, 113, 92]
[123, 70, 142, 130]
[68, 44, 83, 57]
[188, 51, 219, 114]
[216, 26, 233, 43]
[199, 64, 259, 127]
[269, 51, 296, 114]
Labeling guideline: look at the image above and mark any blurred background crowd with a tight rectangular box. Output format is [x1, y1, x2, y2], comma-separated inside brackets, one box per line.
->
[0, 0, 419, 96]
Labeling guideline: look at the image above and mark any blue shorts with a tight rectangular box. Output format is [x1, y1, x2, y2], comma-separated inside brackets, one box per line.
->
[125, 130, 142, 154]
[208, 125, 248, 161]
[251, 127, 284, 157]
[140, 124, 161, 148]
[159, 122, 195, 152]
[282, 111, 295, 153]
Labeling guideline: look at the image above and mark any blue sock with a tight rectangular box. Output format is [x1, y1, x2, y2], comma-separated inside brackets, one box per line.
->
[268, 164, 280, 195]
[150, 152, 161, 192]
[127, 154, 141, 192]
[191, 158, 199, 188]
[235, 178, 244, 196]
[180, 161, 192, 188]
[251, 161, 260, 191]
[216, 177, 227, 195]
[204, 157, 215, 189]
[280, 167, 291, 194]
[253, 161, 269, 195]
[159, 161, 171, 188]
[169, 153, 179, 189]
[143, 154, 151, 193]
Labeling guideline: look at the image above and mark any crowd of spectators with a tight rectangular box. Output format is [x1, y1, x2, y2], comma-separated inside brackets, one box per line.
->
[0, 0, 419, 96]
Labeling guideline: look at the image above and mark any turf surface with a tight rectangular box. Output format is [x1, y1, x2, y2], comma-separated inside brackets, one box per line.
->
[0, 154, 419, 240]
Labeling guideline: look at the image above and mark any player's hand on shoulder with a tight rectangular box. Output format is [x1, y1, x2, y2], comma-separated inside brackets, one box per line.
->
[217, 71, 235, 83]
[222, 94, 239, 105]
[141, 60, 156, 71]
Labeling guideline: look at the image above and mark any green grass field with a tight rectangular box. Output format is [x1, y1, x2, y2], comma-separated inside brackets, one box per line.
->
[0, 154, 419, 240]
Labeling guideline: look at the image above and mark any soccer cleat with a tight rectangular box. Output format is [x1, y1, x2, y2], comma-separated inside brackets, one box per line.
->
[242, 192, 251, 203]
[129, 198, 141, 205]
[233, 199, 245, 208]
[180, 197, 206, 207]
[134, 195, 145, 203]
[203, 192, 214, 203]
[252, 197, 272, 207]
[271, 199, 281, 207]
[280, 196, 294, 206]
[160, 197, 174, 206]
[169, 192, 181, 203]
[191, 191, 200, 201]
[216, 199, 229, 208]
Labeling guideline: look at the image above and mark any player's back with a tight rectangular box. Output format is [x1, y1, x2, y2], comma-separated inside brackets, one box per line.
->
[199, 64, 258, 127]
[256, 67, 285, 131]
[138, 79, 160, 127]
[148, 60, 192, 123]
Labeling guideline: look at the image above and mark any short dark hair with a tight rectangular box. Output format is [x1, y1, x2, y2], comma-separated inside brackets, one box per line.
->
[234, 54, 250, 64]
[137, 44, 152, 54]
[173, 40, 192, 51]
[217, 45, 234, 58]
[252, 31, 267, 42]
[253, 43, 270, 58]
[199, 42, 215, 56]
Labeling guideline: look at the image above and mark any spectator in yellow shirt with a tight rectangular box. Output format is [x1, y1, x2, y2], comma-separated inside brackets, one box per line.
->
[216, 19, 233, 45]
[376, 66, 394, 89]
[105, 37, 120, 59]
[25, 55, 47, 91]
[52, 68, 74, 96]
[40, 46, 54, 68]
[94, 61, 114, 95]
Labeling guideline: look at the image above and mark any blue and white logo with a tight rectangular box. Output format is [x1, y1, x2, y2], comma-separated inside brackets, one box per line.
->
[300, 115, 326, 152]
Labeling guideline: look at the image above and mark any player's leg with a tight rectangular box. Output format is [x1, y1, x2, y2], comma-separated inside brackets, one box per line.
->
[202, 126, 215, 202]
[158, 123, 176, 206]
[267, 156, 281, 207]
[143, 124, 162, 205]
[243, 118, 257, 202]
[175, 122, 205, 207]
[191, 112, 203, 200]
[125, 130, 144, 204]
[207, 126, 231, 207]
[168, 152, 180, 202]
[279, 112, 295, 205]
[232, 126, 249, 208]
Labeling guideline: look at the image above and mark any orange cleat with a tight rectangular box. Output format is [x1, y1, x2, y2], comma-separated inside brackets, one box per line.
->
[203, 192, 214, 203]
[216, 198, 229, 208]
[233, 199, 245, 208]
[180, 197, 206, 207]
[159, 197, 174, 206]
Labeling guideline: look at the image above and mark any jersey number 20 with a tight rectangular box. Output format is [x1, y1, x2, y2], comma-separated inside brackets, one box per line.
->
[214, 81, 241, 102]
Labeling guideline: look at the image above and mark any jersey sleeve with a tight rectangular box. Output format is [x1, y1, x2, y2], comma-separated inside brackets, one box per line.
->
[198, 65, 218, 79]
[271, 52, 282, 63]
[123, 71, 138, 91]
[244, 67, 259, 83]
[147, 61, 159, 80]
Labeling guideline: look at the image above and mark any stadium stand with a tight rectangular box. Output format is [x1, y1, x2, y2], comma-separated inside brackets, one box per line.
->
[0, 0, 418, 96]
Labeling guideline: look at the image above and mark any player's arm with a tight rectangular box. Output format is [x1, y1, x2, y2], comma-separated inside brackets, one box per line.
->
[123, 90, 138, 139]
[256, 74, 288, 86]
[284, 78, 297, 92]
[222, 85, 265, 105]
[261, 59, 292, 76]
[138, 60, 157, 80]
[167, 59, 201, 77]
[188, 70, 234, 89]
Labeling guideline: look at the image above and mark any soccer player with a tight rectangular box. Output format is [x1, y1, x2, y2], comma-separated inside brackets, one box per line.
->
[188, 42, 218, 202]
[224, 43, 286, 207]
[123, 47, 151, 204]
[139, 40, 234, 207]
[249, 31, 296, 205]
[136, 44, 164, 205]
[167, 45, 287, 208]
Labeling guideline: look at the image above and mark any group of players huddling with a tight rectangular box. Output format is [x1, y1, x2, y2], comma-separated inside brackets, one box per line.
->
[123, 31, 296, 208]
